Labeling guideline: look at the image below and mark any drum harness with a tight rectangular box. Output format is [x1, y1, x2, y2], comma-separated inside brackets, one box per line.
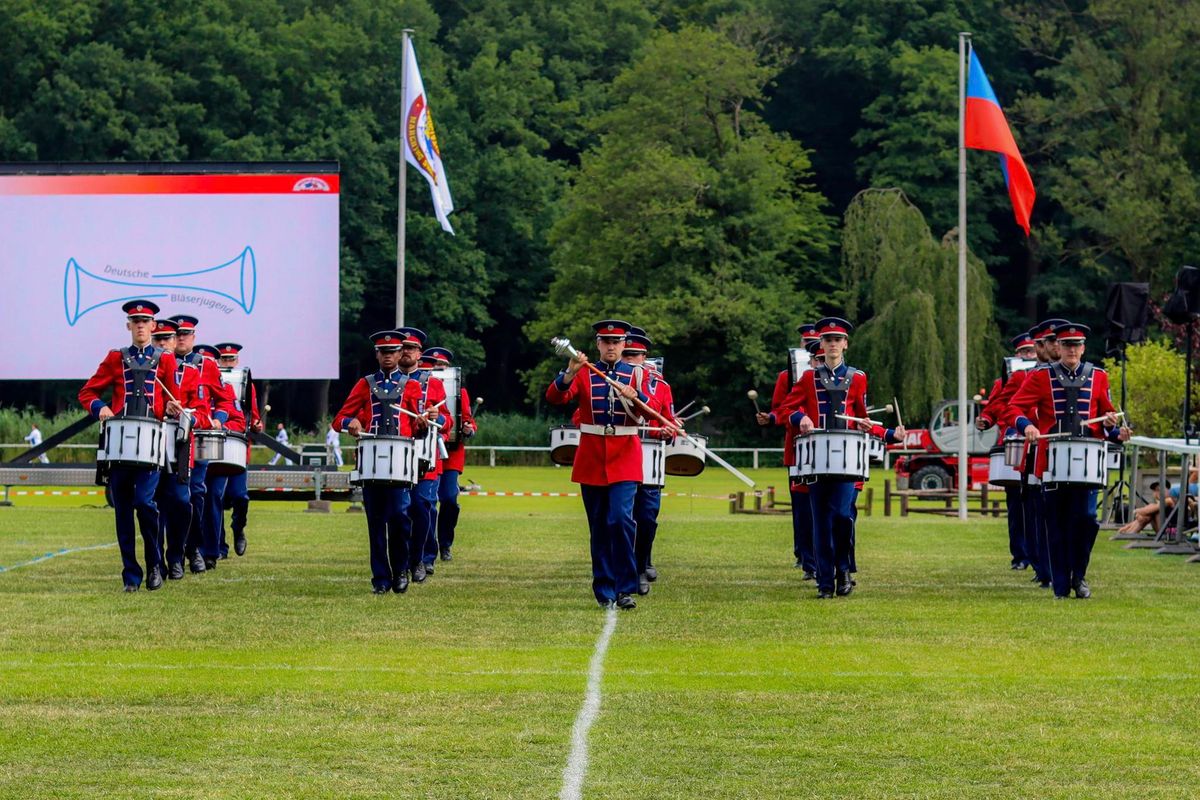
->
[367, 370, 429, 436]
[119, 346, 163, 419]
[815, 364, 858, 431]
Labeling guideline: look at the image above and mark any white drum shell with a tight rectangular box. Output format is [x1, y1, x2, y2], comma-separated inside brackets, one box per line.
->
[988, 448, 1022, 488]
[414, 428, 440, 475]
[794, 430, 871, 482]
[354, 435, 419, 485]
[550, 426, 580, 466]
[163, 420, 180, 467]
[1043, 438, 1107, 488]
[219, 367, 250, 403]
[641, 439, 666, 487]
[429, 367, 463, 443]
[98, 418, 165, 469]
[193, 430, 226, 462]
[868, 436, 885, 463]
[208, 432, 249, 476]
[665, 434, 707, 477]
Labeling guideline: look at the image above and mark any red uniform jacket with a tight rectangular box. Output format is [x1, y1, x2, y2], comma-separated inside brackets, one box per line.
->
[79, 345, 181, 420]
[642, 369, 679, 438]
[778, 363, 869, 430]
[443, 387, 476, 473]
[1005, 363, 1119, 478]
[546, 360, 649, 486]
[332, 368, 448, 480]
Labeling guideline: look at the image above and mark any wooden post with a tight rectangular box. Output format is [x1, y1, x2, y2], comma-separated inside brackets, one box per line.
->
[901, 492, 909, 516]
[728, 493, 737, 514]
[884, 479, 892, 517]
[865, 487, 874, 516]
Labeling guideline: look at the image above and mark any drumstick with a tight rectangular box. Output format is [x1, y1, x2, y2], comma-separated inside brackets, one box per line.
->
[679, 405, 710, 422]
[893, 397, 903, 428]
[389, 403, 442, 430]
[835, 413, 872, 426]
[155, 378, 194, 417]
[1082, 410, 1125, 426]
[674, 399, 698, 417]
[865, 404, 893, 417]
[747, 389, 762, 414]
[550, 337, 681, 435]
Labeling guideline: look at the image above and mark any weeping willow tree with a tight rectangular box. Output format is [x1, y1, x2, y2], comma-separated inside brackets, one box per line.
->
[842, 188, 1004, 424]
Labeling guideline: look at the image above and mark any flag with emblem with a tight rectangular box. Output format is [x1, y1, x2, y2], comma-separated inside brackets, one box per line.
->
[402, 38, 455, 234]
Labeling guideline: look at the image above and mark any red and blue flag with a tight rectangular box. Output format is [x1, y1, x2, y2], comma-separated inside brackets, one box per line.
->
[965, 50, 1035, 236]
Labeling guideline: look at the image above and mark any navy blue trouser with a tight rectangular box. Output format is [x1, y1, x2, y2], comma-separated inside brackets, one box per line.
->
[219, 471, 250, 557]
[791, 486, 816, 571]
[435, 469, 461, 554]
[362, 484, 412, 589]
[1022, 485, 1049, 582]
[185, 460, 208, 556]
[409, 478, 439, 567]
[108, 465, 162, 587]
[580, 482, 639, 603]
[633, 484, 662, 575]
[204, 473, 229, 561]
[809, 479, 857, 593]
[156, 470, 191, 567]
[1043, 485, 1100, 597]
[1004, 486, 1028, 566]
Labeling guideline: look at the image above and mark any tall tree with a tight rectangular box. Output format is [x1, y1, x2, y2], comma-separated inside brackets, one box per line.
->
[526, 25, 834, 418]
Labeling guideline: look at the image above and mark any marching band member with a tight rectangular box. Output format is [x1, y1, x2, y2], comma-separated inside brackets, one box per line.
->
[195, 344, 246, 569]
[168, 314, 232, 574]
[621, 327, 678, 595]
[986, 319, 1066, 589]
[780, 317, 868, 599]
[976, 331, 1038, 571]
[78, 300, 184, 592]
[332, 330, 441, 594]
[393, 331, 449, 582]
[215, 342, 263, 558]
[1006, 322, 1130, 599]
[546, 319, 655, 609]
[758, 323, 820, 579]
[423, 347, 477, 563]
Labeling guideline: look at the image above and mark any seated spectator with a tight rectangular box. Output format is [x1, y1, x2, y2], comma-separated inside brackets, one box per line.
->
[1117, 479, 1173, 535]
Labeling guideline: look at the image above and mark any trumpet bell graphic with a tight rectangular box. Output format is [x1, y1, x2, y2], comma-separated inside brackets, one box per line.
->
[63, 246, 257, 326]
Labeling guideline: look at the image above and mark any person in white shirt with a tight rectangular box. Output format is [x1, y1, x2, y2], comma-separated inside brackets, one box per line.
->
[24, 424, 49, 463]
[268, 423, 293, 465]
[325, 426, 344, 467]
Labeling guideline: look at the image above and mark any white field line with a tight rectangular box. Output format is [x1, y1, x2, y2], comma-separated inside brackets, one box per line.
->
[560, 607, 618, 800]
[0, 542, 116, 573]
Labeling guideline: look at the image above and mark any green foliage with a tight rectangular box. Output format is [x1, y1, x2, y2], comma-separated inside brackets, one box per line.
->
[843, 188, 1004, 420]
[1103, 340, 1194, 439]
[525, 25, 834, 417]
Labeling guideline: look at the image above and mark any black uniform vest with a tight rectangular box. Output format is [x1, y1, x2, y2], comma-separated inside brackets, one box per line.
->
[815, 365, 859, 431]
[119, 347, 163, 419]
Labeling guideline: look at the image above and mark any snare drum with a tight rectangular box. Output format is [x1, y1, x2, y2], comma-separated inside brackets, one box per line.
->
[1043, 437, 1107, 488]
[414, 428, 439, 475]
[98, 417, 165, 469]
[162, 415, 194, 472]
[208, 431, 249, 477]
[796, 430, 870, 482]
[550, 426, 580, 466]
[665, 434, 707, 477]
[1003, 437, 1026, 468]
[353, 434, 419, 486]
[1106, 442, 1123, 471]
[193, 429, 226, 462]
[987, 446, 1022, 488]
[868, 436, 885, 463]
[641, 439, 666, 487]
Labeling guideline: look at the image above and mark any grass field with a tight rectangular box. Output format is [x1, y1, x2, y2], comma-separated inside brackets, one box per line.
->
[2, 466, 1199, 798]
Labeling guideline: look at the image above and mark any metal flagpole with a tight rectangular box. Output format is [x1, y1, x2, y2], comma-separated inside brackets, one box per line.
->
[396, 28, 414, 328]
[957, 31, 971, 521]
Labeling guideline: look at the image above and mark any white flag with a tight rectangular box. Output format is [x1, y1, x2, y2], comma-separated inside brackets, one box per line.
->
[402, 38, 455, 234]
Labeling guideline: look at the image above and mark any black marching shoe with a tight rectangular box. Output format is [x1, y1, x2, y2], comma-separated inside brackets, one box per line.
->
[1073, 579, 1091, 599]
[412, 562, 427, 583]
[817, 589, 834, 599]
[146, 566, 163, 591]
[1010, 562, 1023, 570]
[424, 561, 435, 576]
[615, 593, 637, 610]
[440, 549, 452, 562]
[394, 572, 410, 594]
[835, 571, 854, 597]
[123, 583, 139, 592]
[189, 552, 206, 574]
[644, 565, 658, 582]
[234, 532, 247, 556]
[203, 558, 218, 571]
[373, 585, 389, 595]
[168, 562, 185, 580]
[794, 558, 804, 569]
[802, 570, 816, 581]
[637, 573, 651, 595]
[598, 598, 615, 610]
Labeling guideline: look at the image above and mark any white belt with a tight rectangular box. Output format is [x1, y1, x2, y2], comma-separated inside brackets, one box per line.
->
[579, 424, 639, 436]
